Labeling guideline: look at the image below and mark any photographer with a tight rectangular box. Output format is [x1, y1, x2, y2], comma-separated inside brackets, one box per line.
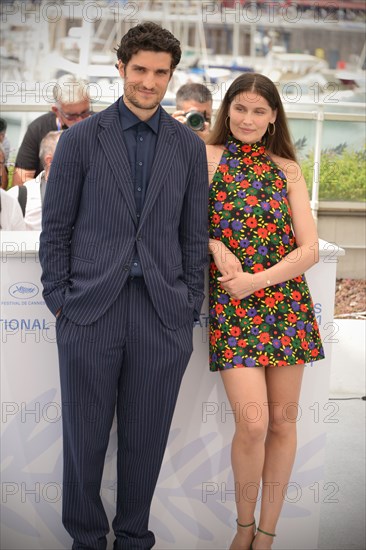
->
[172, 82, 213, 141]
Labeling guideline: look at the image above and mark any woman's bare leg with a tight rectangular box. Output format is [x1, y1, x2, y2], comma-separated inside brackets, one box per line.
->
[221, 368, 269, 550]
[253, 365, 305, 550]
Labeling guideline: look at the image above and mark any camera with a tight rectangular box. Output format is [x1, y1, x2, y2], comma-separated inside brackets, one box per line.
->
[184, 111, 206, 132]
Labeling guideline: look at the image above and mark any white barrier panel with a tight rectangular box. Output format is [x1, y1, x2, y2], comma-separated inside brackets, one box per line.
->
[0, 232, 343, 549]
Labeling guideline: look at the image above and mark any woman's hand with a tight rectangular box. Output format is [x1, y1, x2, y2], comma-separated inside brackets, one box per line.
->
[218, 272, 255, 299]
[209, 239, 243, 279]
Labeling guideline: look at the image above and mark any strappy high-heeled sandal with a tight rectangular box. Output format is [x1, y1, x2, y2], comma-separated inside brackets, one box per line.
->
[235, 519, 256, 549]
[250, 527, 276, 550]
[236, 519, 256, 530]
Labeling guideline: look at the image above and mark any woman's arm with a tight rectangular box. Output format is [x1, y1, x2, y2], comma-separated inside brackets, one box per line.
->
[209, 237, 243, 277]
[219, 157, 319, 299]
[207, 144, 243, 278]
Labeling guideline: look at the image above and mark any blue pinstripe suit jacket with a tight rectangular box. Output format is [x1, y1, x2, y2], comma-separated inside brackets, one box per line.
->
[39, 100, 209, 329]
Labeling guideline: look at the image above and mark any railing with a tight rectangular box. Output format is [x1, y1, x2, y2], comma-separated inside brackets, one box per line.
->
[284, 104, 366, 220]
[1, 99, 365, 221]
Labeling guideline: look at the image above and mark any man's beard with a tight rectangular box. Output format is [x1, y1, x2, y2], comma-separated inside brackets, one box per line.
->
[125, 85, 160, 111]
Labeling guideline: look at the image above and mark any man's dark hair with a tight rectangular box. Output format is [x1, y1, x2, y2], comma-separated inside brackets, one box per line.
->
[176, 83, 213, 109]
[0, 118, 7, 133]
[115, 22, 181, 70]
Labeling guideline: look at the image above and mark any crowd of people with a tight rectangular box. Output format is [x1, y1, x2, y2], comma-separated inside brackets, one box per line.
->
[0, 75, 93, 228]
[0, 76, 212, 230]
[1, 21, 325, 550]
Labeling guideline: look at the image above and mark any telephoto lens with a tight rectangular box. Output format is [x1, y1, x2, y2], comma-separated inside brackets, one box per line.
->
[185, 111, 205, 131]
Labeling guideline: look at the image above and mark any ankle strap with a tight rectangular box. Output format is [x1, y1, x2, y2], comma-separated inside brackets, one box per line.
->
[257, 527, 276, 537]
[236, 518, 256, 529]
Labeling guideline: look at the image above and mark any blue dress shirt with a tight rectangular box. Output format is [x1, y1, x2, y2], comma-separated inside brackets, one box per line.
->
[119, 97, 160, 276]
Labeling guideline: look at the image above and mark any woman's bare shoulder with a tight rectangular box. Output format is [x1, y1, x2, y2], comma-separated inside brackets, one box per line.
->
[206, 144, 225, 162]
[206, 145, 224, 182]
[268, 152, 302, 182]
[206, 144, 225, 181]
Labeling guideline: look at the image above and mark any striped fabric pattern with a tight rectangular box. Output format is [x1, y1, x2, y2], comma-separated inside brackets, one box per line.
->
[39, 100, 209, 329]
[57, 279, 193, 548]
[39, 99, 209, 548]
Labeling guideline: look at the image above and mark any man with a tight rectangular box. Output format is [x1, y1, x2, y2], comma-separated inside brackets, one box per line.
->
[39, 22, 208, 550]
[1, 144, 25, 229]
[0, 189, 25, 230]
[0, 118, 11, 165]
[0, 141, 8, 190]
[172, 82, 213, 141]
[13, 74, 92, 185]
[7, 131, 61, 230]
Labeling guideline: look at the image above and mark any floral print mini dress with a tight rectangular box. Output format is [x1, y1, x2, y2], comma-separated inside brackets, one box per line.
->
[209, 135, 325, 370]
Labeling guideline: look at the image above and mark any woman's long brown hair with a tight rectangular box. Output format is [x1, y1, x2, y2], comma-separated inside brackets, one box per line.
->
[207, 73, 297, 162]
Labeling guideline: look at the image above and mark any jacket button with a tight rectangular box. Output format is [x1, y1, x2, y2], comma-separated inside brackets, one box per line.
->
[124, 265, 129, 271]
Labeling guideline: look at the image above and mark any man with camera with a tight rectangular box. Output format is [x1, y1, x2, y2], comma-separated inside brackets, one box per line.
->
[172, 82, 213, 141]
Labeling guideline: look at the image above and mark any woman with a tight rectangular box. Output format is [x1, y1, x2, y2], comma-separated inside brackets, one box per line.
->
[207, 73, 324, 550]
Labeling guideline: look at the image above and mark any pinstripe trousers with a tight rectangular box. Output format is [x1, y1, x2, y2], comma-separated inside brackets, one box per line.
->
[56, 278, 194, 550]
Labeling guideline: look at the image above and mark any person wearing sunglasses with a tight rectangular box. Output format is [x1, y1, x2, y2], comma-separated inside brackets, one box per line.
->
[12, 74, 92, 186]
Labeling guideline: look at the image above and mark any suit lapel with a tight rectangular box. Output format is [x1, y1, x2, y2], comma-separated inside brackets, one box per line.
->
[98, 101, 137, 225]
[139, 110, 178, 228]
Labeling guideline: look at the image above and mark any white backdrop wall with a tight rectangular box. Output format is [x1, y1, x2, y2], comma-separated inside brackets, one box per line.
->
[1, 232, 343, 549]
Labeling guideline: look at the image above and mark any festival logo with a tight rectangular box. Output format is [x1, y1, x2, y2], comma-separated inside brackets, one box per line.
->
[9, 282, 39, 300]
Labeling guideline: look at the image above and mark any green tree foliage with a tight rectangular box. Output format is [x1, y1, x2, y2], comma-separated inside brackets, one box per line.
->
[300, 147, 366, 201]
